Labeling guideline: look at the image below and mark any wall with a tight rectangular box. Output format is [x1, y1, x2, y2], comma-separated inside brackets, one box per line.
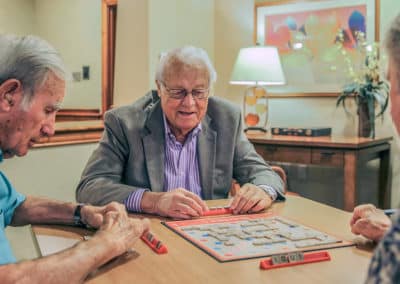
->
[34, 0, 101, 109]
[1, 0, 101, 109]
[114, 0, 214, 106]
[149, 0, 214, 90]
[0, 0, 35, 35]
[113, 0, 149, 107]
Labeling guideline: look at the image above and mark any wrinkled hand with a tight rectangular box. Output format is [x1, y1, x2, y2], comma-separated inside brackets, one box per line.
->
[350, 204, 391, 241]
[95, 210, 150, 257]
[80, 202, 127, 228]
[230, 183, 273, 214]
[155, 188, 208, 219]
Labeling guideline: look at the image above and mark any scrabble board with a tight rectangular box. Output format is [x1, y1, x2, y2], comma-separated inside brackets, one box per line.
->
[163, 213, 353, 262]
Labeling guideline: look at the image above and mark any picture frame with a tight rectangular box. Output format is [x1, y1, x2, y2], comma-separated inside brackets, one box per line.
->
[255, 0, 379, 97]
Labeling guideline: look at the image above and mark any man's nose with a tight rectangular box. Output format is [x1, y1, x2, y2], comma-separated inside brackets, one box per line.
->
[181, 92, 196, 106]
[41, 114, 56, 137]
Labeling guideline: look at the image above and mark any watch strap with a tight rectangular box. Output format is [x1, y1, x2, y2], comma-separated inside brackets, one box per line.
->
[73, 203, 86, 227]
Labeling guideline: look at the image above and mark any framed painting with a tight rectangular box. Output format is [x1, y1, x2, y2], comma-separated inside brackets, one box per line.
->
[255, 0, 379, 97]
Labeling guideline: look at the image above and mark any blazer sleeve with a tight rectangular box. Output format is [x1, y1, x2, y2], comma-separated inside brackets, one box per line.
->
[232, 111, 286, 200]
[76, 111, 146, 205]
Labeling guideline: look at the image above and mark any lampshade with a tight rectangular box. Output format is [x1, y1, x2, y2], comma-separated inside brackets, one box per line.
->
[230, 46, 285, 86]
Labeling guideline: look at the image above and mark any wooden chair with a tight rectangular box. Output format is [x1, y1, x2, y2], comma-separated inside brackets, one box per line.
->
[230, 165, 299, 197]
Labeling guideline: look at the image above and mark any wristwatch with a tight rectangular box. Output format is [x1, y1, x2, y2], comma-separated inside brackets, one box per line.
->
[73, 203, 86, 227]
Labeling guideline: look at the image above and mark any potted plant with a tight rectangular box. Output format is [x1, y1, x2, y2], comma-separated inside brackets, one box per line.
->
[336, 31, 389, 138]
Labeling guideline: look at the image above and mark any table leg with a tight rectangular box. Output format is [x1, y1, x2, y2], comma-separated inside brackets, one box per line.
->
[378, 148, 391, 209]
[344, 152, 357, 212]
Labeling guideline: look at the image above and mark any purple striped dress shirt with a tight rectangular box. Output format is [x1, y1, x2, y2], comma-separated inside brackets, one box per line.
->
[125, 115, 202, 212]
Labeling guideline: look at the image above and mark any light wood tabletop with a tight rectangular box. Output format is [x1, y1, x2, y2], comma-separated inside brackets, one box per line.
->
[32, 196, 374, 284]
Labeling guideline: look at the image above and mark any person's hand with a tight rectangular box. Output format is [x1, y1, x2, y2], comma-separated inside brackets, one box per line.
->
[229, 183, 273, 214]
[350, 204, 392, 241]
[154, 188, 208, 219]
[80, 202, 127, 228]
[95, 210, 150, 257]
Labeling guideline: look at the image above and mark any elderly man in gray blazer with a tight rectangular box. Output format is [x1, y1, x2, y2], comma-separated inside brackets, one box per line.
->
[76, 46, 284, 219]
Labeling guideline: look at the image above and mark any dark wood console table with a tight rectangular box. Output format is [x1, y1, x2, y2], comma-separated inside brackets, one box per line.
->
[247, 133, 392, 211]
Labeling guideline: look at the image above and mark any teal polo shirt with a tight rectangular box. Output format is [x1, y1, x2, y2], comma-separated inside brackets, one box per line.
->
[0, 149, 26, 265]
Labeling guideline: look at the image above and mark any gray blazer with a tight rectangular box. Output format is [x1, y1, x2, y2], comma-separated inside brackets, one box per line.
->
[76, 91, 285, 205]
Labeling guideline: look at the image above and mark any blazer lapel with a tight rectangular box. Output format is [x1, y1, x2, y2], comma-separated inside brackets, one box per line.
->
[141, 97, 165, 192]
[198, 115, 217, 200]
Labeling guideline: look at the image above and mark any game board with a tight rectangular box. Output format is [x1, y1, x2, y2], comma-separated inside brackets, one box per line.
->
[163, 213, 353, 262]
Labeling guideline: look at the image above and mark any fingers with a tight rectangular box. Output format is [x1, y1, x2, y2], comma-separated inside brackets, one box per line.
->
[170, 212, 193, 220]
[351, 218, 368, 235]
[103, 201, 127, 214]
[156, 189, 207, 218]
[98, 212, 152, 256]
[101, 210, 120, 230]
[249, 198, 270, 213]
[350, 214, 390, 241]
[350, 204, 377, 226]
[132, 218, 151, 238]
[230, 184, 272, 214]
[175, 202, 202, 217]
[140, 218, 151, 234]
[183, 191, 209, 212]
[231, 187, 253, 214]
[165, 199, 201, 219]
[91, 213, 104, 228]
[82, 202, 127, 228]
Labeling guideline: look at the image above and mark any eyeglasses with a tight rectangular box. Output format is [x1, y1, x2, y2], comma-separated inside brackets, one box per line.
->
[161, 82, 210, 100]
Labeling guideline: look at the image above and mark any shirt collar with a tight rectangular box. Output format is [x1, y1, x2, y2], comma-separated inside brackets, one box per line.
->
[162, 113, 202, 142]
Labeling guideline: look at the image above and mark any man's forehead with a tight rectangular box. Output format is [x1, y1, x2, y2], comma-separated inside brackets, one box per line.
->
[41, 73, 65, 90]
[31, 74, 65, 108]
[164, 66, 209, 84]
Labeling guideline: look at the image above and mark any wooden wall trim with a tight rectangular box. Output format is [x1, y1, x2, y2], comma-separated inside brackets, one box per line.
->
[34, 125, 104, 148]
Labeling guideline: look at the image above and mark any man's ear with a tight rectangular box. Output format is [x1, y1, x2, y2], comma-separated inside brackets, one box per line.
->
[0, 79, 22, 112]
[155, 80, 162, 97]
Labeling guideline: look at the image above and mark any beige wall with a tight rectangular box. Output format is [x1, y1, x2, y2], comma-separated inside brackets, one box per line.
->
[149, 0, 214, 90]
[35, 0, 102, 109]
[1, 0, 102, 109]
[0, 0, 35, 35]
[114, 0, 214, 106]
[113, 0, 149, 106]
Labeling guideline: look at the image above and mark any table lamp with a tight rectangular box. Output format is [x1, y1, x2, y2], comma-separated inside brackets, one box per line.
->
[230, 46, 285, 132]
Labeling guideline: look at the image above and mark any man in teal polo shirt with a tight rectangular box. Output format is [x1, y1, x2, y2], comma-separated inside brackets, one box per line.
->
[0, 152, 25, 264]
[0, 34, 149, 282]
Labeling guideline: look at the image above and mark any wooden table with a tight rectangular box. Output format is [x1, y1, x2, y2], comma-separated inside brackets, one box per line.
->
[32, 197, 374, 284]
[247, 133, 392, 211]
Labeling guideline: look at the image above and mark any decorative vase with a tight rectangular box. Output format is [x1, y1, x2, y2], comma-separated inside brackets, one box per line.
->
[357, 100, 373, 138]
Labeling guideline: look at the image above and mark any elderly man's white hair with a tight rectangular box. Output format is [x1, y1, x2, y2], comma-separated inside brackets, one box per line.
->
[0, 34, 68, 109]
[156, 46, 217, 85]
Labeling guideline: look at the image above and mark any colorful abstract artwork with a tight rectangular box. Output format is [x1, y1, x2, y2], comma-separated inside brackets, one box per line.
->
[255, 0, 377, 95]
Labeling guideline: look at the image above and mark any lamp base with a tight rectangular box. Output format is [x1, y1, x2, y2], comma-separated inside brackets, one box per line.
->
[244, 127, 268, 133]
